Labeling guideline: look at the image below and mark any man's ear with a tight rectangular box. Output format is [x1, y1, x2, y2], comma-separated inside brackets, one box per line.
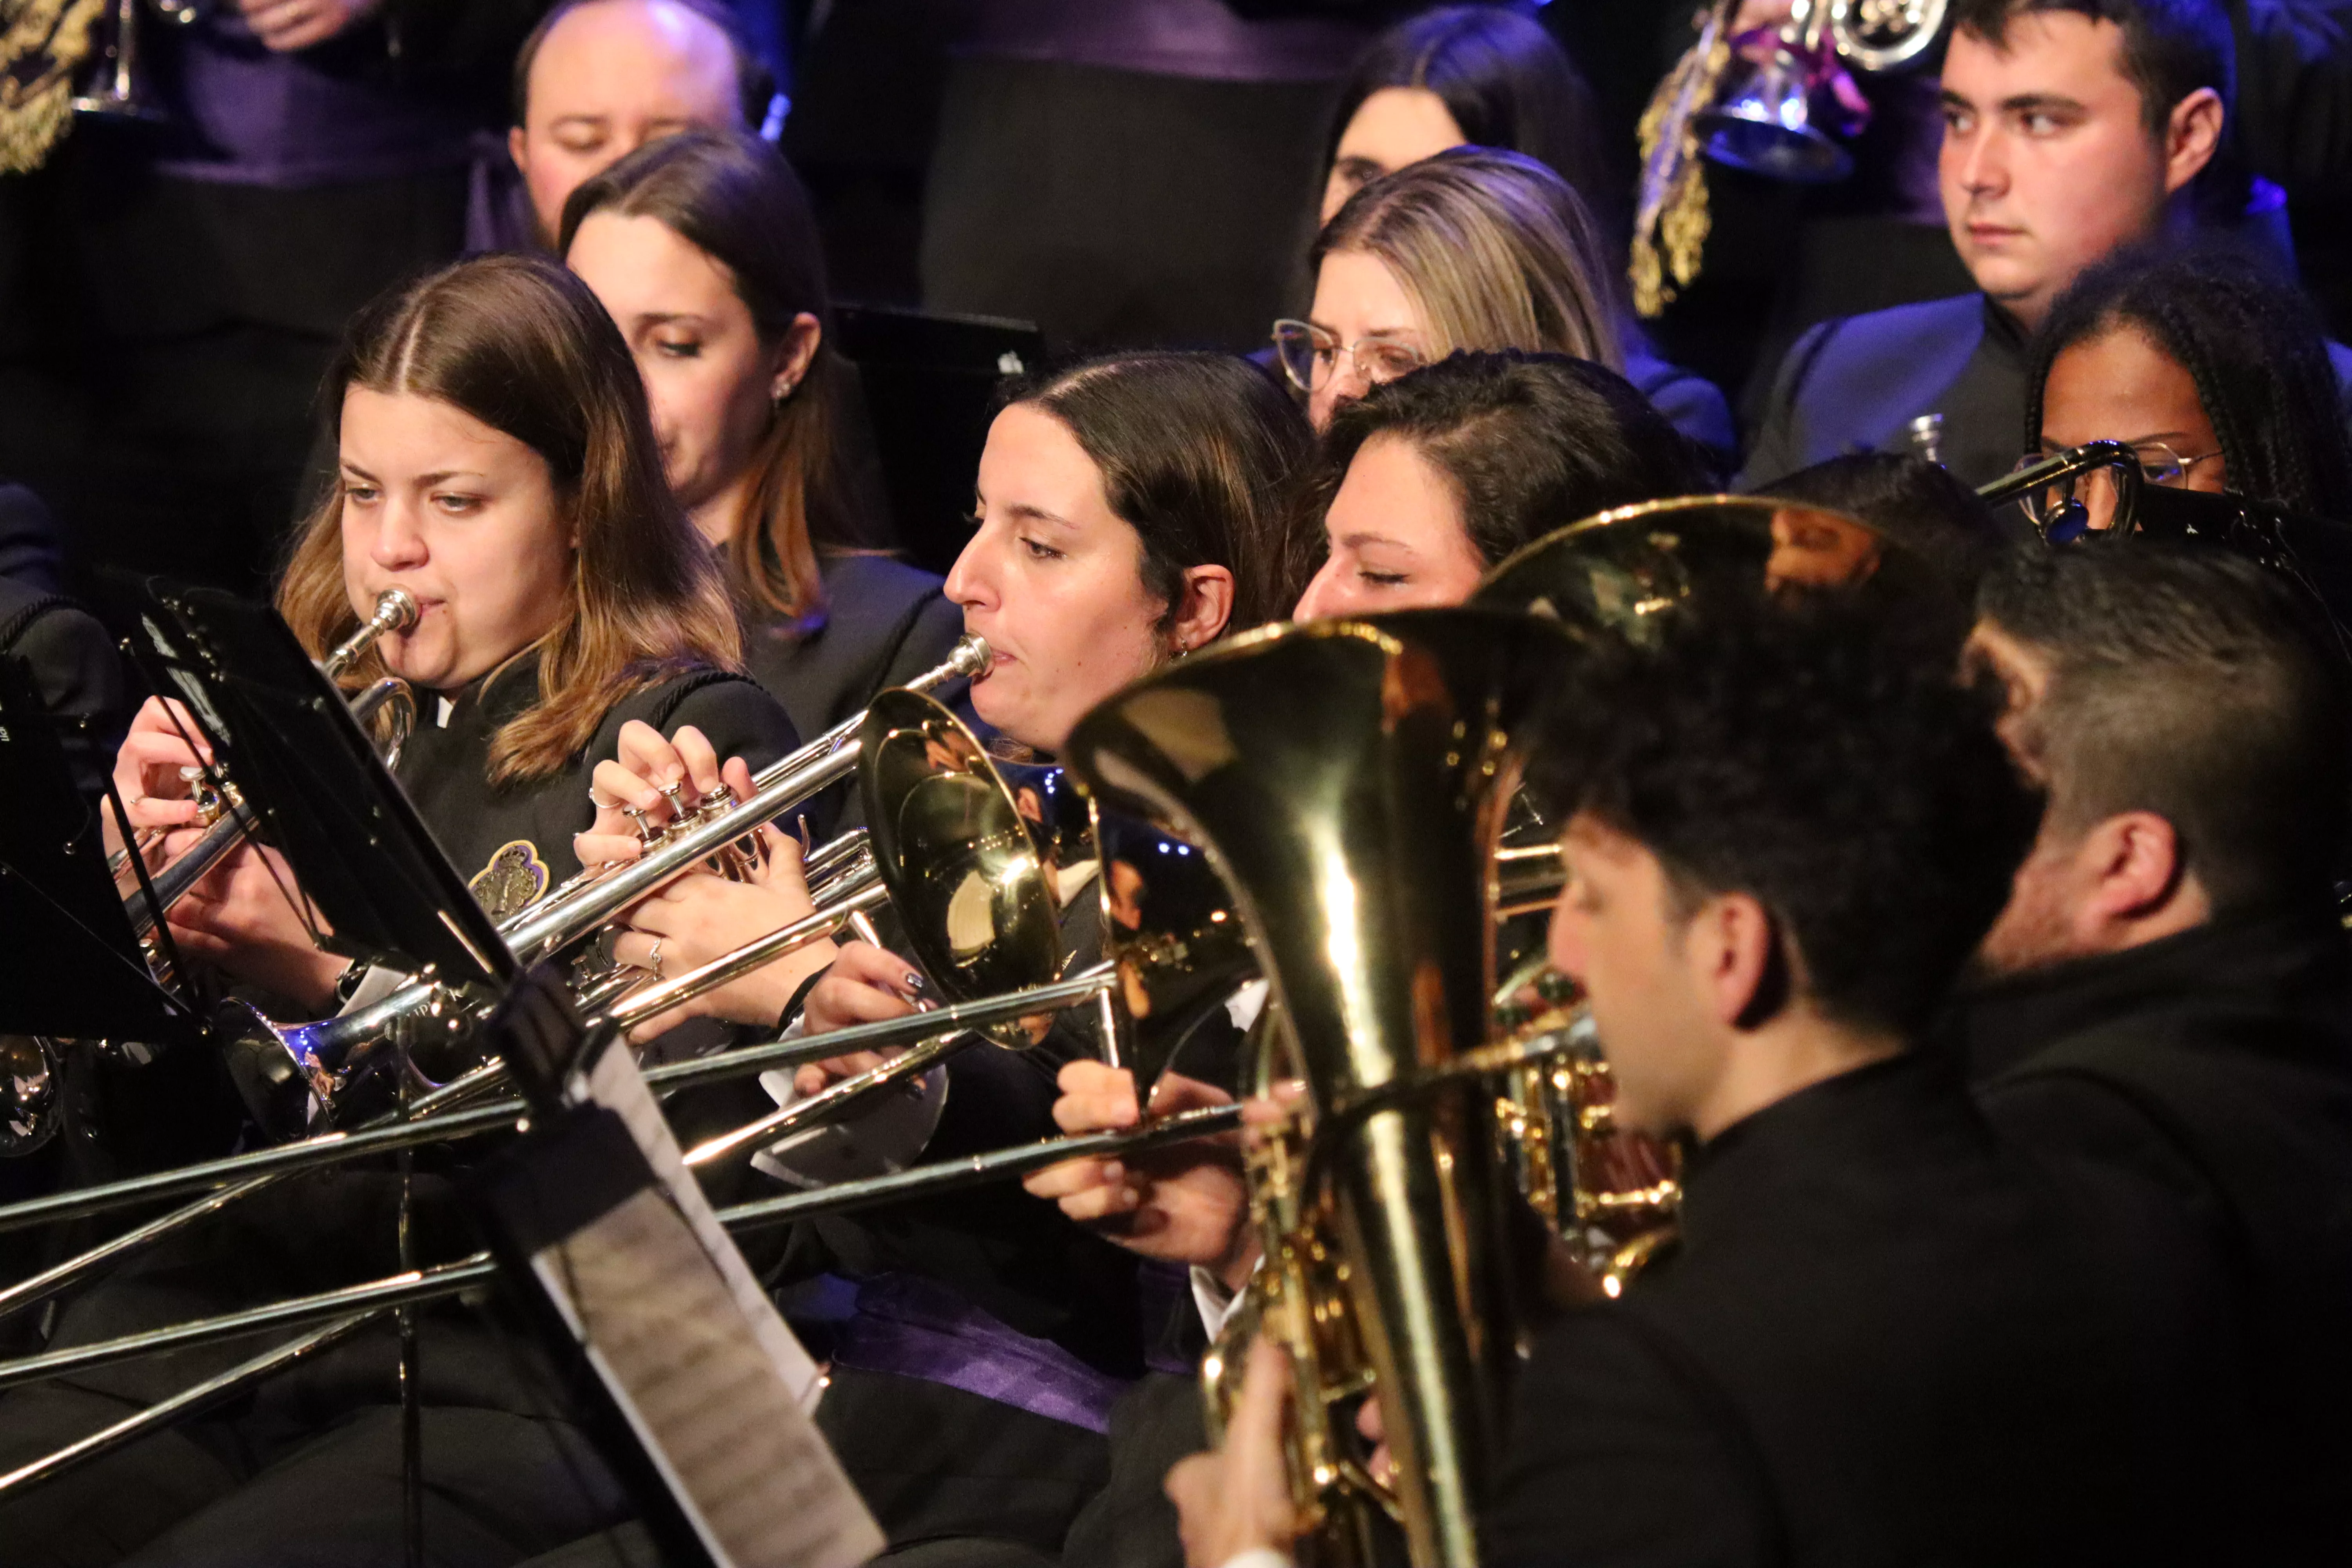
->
[2161, 86, 2225, 197]
[1169, 564, 1236, 655]
[1692, 890, 1782, 1031]
[2074, 810, 2185, 922]
[508, 124, 530, 177]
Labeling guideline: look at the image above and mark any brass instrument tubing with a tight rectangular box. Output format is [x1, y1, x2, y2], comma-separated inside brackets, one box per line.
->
[718, 1102, 1246, 1232]
[0, 1102, 1247, 1397]
[682, 1031, 968, 1168]
[0, 1261, 490, 1393]
[604, 869, 887, 1031]
[0, 1100, 523, 1237]
[501, 635, 986, 958]
[122, 590, 417, 936]
[0, 1312, 383, 1499]
[499, 741, 863, 964]
[0, 970, 1116, 1246]
[0, 1060, 510, 1322]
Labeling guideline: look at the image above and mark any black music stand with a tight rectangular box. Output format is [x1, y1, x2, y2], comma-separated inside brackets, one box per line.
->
[113, 577, 512, 991]
[0, 654, 192, 1041]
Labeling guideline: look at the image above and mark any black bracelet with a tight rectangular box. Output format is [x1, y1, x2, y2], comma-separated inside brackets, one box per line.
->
[775, 960, 835, 1033]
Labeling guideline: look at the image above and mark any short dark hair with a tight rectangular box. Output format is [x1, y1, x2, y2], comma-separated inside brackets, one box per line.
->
[1309, 350, 1712, 586]
[1530, 590, 2038, 1038]
[1753, 452, 2020, 597]
[1952, 0, 2246, 219]
[1001, 353, 1314, 636]
[1978, 543, 2350, 912]
[2024, 240, 2352, 524]
[1953, 0, 2234, 133]
[511, 0, 773, 129]
[1327, 5, 1623, 244]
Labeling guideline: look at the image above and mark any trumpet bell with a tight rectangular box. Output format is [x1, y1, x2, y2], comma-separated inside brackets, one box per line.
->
[858, 690, 1063, 1046]
[1695, 44, 1853, 183]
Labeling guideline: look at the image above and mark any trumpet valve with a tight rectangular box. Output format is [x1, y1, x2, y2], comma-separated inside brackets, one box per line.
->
[621, 804, 660, 846]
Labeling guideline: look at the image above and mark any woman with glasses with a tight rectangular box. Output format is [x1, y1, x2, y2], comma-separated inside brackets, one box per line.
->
[2017, 240, 2352, 534]
[1274, 148, 1732, 468]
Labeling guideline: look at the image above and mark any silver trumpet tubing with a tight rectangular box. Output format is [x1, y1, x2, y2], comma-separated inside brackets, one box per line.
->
[121, 588, 419, 949]
[0, 1096, 1246, 1501]
[237, 635, 993, 1116]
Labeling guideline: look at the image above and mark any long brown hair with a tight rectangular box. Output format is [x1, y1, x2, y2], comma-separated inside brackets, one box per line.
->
[560, 127, 876, 635]
[279, 253, 741, 788]
[1316, 147, 1622, 372]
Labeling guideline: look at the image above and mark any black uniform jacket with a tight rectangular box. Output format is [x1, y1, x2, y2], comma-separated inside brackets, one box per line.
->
[1483, 1050, 2255, 1568]
[1949, 903, 2352, 1565]
[741, 554, 970, 842]
[394, 651, 801, 918]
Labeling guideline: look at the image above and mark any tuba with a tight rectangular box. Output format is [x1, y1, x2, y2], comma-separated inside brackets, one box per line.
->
[1069, 609, 1582, 1566]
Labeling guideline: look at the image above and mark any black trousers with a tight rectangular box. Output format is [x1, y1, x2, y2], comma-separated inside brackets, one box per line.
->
[514, 1366, 1112, 1568]
[920, 57, 1336, 356]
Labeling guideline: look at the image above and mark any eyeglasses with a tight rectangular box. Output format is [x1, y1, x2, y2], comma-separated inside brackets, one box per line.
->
[1270, 320, 1428, 395]
[2005, 439, 2225, 534]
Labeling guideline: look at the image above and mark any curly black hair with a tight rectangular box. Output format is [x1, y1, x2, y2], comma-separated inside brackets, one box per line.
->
[2024, 240, 2352, 523]
[1978, 542, 2350, 911]
[1527, 590, 2040, 1038]
[1300, 349, 1714, 591]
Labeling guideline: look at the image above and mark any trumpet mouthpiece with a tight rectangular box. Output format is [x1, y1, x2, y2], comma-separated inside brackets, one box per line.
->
[375, 587, 420, 633]
[950, 634, 992, 675]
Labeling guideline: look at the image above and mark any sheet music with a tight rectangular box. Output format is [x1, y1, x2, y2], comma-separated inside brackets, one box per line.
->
[528, 1043, 881, 1568]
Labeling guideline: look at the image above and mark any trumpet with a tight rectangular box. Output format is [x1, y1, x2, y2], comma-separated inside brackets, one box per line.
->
[120, 588, 420, 966]
[215, 635, 993, 1133]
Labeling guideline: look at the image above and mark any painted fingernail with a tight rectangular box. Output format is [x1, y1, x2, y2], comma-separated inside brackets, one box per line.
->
[903, 972, 926, 992]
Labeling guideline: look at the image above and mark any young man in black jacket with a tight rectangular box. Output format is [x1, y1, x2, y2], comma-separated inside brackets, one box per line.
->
[1170, 588, 2260, 1568]
[1956, 542, 2352, 1565]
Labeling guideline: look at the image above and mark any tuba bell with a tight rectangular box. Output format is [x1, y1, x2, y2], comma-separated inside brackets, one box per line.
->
[1069, 608, 1583, 1566]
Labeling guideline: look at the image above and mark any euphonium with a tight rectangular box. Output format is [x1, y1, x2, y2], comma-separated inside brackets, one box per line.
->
[1069, 608, 1582, 1567]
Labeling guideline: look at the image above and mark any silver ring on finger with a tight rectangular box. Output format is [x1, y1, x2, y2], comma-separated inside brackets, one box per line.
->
[647, 939, 664, 979]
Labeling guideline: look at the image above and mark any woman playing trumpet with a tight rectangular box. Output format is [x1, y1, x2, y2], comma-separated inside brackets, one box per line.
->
[14, 252, 803, 1568]
[109, 252, 800, 1018]
[561, 349, 1312, 1561]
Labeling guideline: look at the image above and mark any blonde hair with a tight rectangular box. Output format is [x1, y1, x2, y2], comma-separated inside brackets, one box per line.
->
[280, 254, 742, 788]
[1316, 146, 1622, 371]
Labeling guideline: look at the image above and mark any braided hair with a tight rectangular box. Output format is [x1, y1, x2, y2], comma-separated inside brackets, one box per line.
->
[2024, 241, 2352, 523]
